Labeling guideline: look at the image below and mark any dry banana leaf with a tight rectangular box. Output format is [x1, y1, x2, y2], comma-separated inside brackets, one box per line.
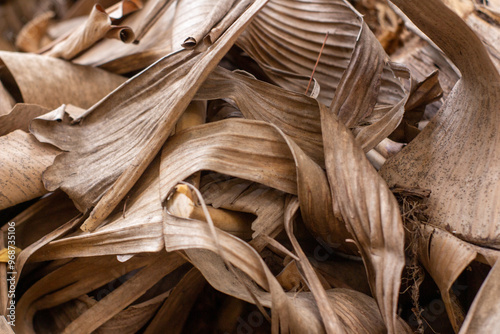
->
[0, 130, 60, 210]
[0, 316, 14, 334]
[44, 4, 134, 60]
[417, 225, 477, 332]
[31, 0, 270, 233]
[34, 293, 166, 334]
[282, 197, 344, 333]
[15, 11, 54, 53]
[236, 0, 405, 108]
[200, 176, 286, 252]
[17, 252, 184, 333]
[73, 0, 246, 73]
[0, 81, 15, 116]
[0, 104, 49, 136]
[143, 268, 206, 334]
[0, 51, 126, 109]
[30, 157, 164, 261]
[59, 253, 182, 334]
[321, 103, 405, 333]
[382, 0, 500, 248]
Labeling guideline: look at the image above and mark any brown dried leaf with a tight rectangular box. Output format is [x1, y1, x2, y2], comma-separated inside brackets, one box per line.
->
[31, 157, 164, 261]
[321, 103, 405, 333]
[143, 268, 206, 334]
[60, 253, 183, 334]
[382, 0, 500, 248]
[0, 130, 60, 210]
[236, 0, 405, 108]
[0, 51, 126, 109]
[17, 253, 179, 333]
[44, 4, 135, 60]
[32, 0, 270, 232]
[15, 11, 54, 52]
[0, 104, 49, 136]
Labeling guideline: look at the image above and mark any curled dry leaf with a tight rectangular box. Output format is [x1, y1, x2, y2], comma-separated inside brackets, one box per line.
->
[321, 103, 405, 333]
[6, 0, 500, 332]
[32, 0, 270, 233]
[382, 0, 500, 248]
[74, 0, 249, 73]
[15, 11, 54, 53]
[44, 4, 135, 60]
[236, 0, 406, 108]
[0, 130, 60, 210]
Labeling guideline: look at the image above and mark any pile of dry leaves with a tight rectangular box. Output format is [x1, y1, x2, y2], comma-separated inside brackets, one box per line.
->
[0, 0, 499, 333]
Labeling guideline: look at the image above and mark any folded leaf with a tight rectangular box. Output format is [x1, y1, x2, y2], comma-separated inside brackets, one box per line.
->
[45, 4, 134, 60]
[236, 0, 406, 108]
[321, 104, 405, 333]
[382, 0, 500, 249]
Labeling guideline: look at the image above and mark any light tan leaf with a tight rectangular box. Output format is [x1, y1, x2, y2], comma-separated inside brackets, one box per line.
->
[31, 157, 164, 261]
[158, 119, 297, 203]
[179, 0, 237, 48]
[60, 253, 183, 334]
[0, 104, 49, 136]
[0, 51, 126, 109]
[32, 0, 270, 232]
[320, 104, 405, 333]
[0, 315, 14, 333]
[107, 0, 144, 21]
[236, 0, 405, 108]
[382, 0, 500, 248]
[45, 4, 135, 60]
[0, 130, 60, 210]
[15, 11, 54, 52]
[195, 66, 325, 166]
